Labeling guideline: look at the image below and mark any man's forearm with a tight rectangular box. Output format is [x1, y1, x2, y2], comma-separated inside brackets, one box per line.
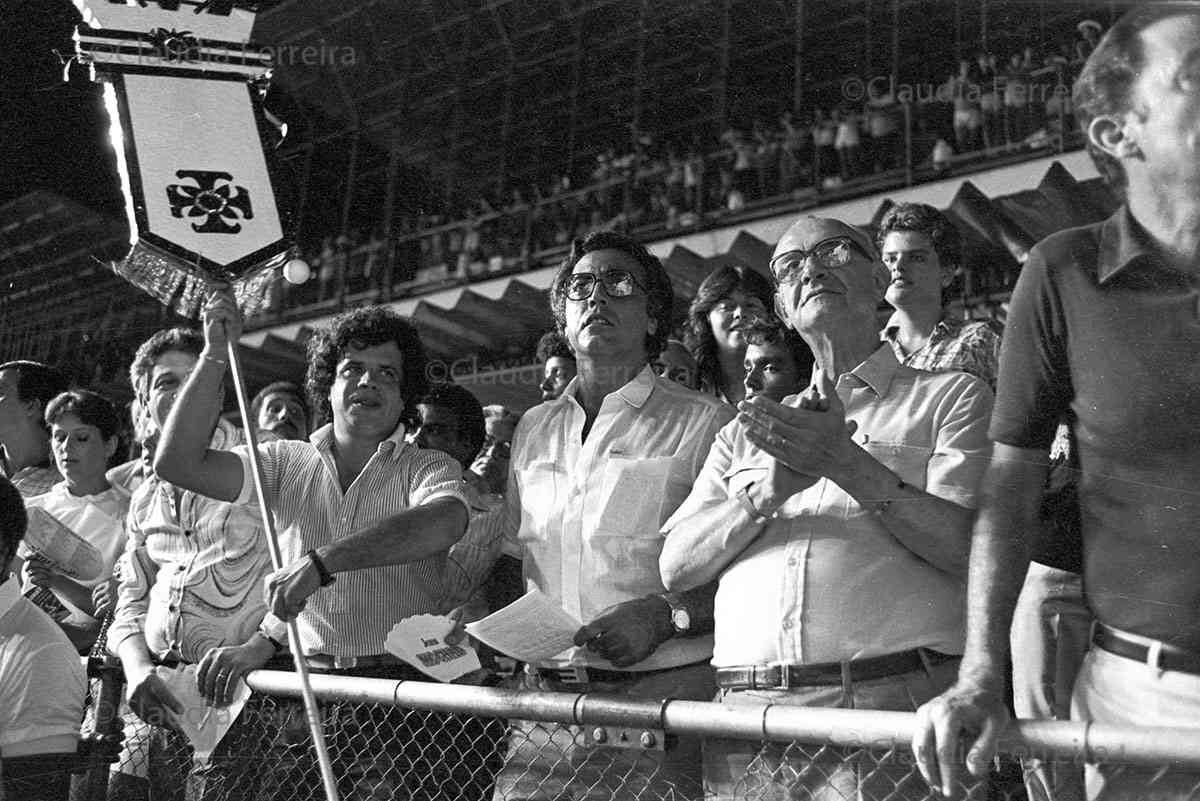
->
[835, 448, 974, 576]
[319, 498, 469, 575]
[116, 633, 155, 681]
[660, 498, 767, 590]
[154, 351, 229, 493]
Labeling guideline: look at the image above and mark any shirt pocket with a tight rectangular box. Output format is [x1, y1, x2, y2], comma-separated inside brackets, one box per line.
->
[860, 440, 930, 489]
[517, 461, 560, 541]
[589, 456, 678, 594]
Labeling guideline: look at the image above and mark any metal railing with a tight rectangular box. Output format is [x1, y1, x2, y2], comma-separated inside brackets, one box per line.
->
[44, 663, 1200, 801]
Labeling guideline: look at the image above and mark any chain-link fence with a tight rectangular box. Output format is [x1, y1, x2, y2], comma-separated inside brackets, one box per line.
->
[30, 664, 1200, 801]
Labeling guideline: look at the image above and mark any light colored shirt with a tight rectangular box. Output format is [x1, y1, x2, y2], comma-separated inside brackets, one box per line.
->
[441, 474, 507, 621]
[0, 579, 86, 756]
[883, 312, 1004, 390]
[21, 482, 130, 621]
[109, 420, 270, 664]
[661, 346, 993, 667]
[506, 365, 734, 671]
[238, 422, 468, 657]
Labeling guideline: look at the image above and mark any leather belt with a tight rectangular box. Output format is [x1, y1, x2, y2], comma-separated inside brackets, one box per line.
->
[716, 648, 959, 690]
[304, 653, 405, 672]
[1093, 623, 1200, 675]
[536, 661, 705, 686]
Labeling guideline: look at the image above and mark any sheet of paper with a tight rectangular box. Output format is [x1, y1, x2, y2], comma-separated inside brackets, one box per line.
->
[20, 507, 105, 581]
[465, 589, 582, 662]
[151, 664, 251, 767]
[384, 614, 481, 682]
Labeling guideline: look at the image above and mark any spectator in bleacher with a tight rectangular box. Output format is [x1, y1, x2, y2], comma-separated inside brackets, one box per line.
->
[914, 7, 1200, 799]
[661, 215, 992, 801]
[877, 202, 1003, 389]
[652, 339, 699, 390]
[16, 391, 128, 653]
[155, 301, 471, 801]
[952, 59, 983, 154]
[493, 231, 732, 800]
[812, 109, 838, 188]
[248, 381, 311, 443]
[108, 327, 273, 800]
[978, 53, 1002, 149]
[0, 361, 68, 498]
[687, 264, 775, 406]
[1003, 51, 1032, 146]
[833, 106, 863, 181]
[741, 319, 814, 403]
[535, 331, 576, 402]
[0, 474, 86, 801]
[1073, 19, 1102, 64]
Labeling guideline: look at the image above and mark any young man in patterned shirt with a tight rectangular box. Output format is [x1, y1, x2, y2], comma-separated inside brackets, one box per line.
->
[878, 202, 1003, 390]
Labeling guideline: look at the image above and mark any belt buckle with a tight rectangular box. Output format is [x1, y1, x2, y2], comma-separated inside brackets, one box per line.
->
[333, 654, 358, 670]
[555, 666, 589, 685]
[777, 664, 791, 691]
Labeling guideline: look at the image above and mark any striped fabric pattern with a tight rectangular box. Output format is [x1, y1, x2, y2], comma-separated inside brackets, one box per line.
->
[241, 423, 468, 657]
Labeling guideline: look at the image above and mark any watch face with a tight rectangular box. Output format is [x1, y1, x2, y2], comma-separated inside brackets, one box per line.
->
[672, 608, 691, 633]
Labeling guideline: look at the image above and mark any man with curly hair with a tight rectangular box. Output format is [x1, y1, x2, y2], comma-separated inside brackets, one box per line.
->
[534, 330, 575, 402]
[490, 231, 733, 801]
[155, 298, 470, 800]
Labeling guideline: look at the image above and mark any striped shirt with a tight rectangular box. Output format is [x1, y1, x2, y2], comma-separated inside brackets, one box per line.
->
[238, 423, 468, 657]
[441, 474, 508, 621]
[109, 420, 271, 664]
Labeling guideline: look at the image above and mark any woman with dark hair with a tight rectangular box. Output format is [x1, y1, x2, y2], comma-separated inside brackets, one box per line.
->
[686, 264, 775, 405]
[18, 390, 129, 652]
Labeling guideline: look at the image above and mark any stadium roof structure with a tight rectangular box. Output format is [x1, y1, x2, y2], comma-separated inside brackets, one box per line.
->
[252, 0, 1124, 229]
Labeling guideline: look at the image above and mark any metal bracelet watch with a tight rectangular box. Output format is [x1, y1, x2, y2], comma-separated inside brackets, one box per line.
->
[306, 549, 336, 587]
[659, 592, 691, 636]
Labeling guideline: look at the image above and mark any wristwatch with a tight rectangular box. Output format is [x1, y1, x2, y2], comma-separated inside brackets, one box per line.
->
[660, 592, 691, 636]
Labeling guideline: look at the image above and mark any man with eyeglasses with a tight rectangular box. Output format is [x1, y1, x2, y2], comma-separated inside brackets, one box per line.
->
[492, 230, 733, 801]
[660, 216, 993, 801]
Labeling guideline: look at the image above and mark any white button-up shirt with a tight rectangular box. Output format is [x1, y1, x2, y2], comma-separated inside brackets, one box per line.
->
[238, 422, 468, 657]
[662, 346, 993, 667]
[505, 365, 734, 671]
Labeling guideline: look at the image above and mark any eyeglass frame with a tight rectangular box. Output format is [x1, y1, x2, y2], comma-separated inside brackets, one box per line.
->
[769, 237, 873, 285]
[563, 269, 649, 301]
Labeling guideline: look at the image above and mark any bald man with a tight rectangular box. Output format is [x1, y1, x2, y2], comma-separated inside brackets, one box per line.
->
[661, 216, 994, 801]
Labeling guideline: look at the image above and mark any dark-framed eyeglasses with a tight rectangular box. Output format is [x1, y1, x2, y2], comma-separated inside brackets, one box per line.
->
[564, 269, 647, 301]
[770, 237, 866, 284]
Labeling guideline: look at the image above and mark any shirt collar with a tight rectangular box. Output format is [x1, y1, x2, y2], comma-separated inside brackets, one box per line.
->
[843, 344, 901, 397]
[0, 578, 18, 620]
[1097, 204, 1162, 284]
[562, 364, 657, 410]
[310, 420, 410, 461]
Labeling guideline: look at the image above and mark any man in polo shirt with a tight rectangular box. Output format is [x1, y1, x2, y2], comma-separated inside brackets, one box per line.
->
[495, 230, 733, 801]
[0, 361, 68, 498]
[915, 7, 1200, 800]
[660, 215, 993, 801]
[155, 300, 469, 800]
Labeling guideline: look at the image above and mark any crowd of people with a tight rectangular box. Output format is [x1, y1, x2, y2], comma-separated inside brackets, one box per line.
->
[279, 20, 1106, 313]
[2, 6, 1197, 801]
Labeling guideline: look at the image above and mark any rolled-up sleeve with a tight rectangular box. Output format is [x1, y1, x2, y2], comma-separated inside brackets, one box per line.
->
[927, 372, 995, 510]
[107, 509, 155, 655]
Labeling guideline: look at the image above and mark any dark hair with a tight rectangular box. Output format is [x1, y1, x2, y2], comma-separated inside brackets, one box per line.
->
[1073, 4, 1195, 194]
[875, 202, 963, 271]
[0, 361, 69, 430]
[305, 306, 429, 429]
[416, 383, 486, 466]
[45, 390, 122, 442]
[535, 331, 574, 364]
[0, 475, 26, 569]
[129, 328, 204, 398]
[249, 381, 310, 429]
[686, 265, 776, 398]
[743, 319, 815, 379]
[549, 231, 674, 361]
